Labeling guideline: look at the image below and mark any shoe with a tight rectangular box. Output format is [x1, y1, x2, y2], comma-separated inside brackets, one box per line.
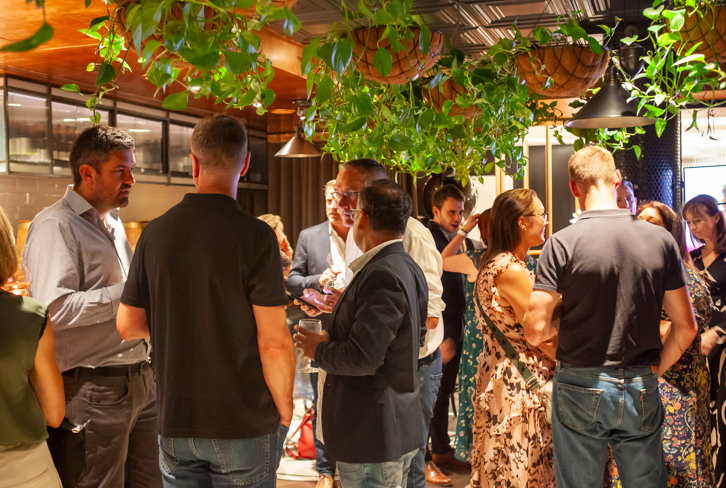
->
[432, 450, 470, 472]
[316, 474, 334, 488]
[425, 461, 451, 485]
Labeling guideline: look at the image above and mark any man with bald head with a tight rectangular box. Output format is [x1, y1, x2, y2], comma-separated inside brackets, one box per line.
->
[117, 114, 295, 486]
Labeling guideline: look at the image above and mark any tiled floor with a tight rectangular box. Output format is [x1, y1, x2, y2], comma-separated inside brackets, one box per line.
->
[277, 464, 471, 488]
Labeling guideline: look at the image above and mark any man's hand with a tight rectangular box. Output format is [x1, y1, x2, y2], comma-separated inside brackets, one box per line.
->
[462, 213, 481, 233]
[440, 338, 456, 364]
[294, 326, 330, 361]
[425, 316, 439, 330]
[319, 268, 340, 288]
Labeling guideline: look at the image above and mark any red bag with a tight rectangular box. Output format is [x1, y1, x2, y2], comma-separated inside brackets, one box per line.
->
[285, 407, 317, 460]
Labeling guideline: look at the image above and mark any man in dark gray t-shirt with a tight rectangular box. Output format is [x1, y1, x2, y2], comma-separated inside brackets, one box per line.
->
[524, 146, 697, 488]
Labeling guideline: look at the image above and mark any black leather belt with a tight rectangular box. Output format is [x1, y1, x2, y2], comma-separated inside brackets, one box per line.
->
[62, 361, 150, 379]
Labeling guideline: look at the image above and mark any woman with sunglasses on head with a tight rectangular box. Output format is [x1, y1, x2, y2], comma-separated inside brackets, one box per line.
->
[605, 201, 714, 487]
[684, 194, 726, 486]
[469, 189, 556, 488]
[0, 206, 64, 487]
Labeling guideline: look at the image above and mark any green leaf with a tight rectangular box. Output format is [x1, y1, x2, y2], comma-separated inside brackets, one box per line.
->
[61, 83, 81, 94]
[670, 13, 685, 31]
[340, 117, 367, 134]
[419, 25, 431, 57]
[672, 53, 705, 66]
[186, 51, 221, 71]
[88, 15, 109, 29]
[301, 36, 320, 76]
[587, 37, 602, 54]
[569, 25, 588, 41]
[162, 91, 188, 111]
[225, 50, 253, 74]
[655, 118, 667, 137]
[262, 88, 275, 107]
[357, 1, 375, 20]
[141, 39, 163, 68]
[573, 139, 584, 151]
[598, 24, 611, 36]
[633, 145, 641, 160]
[428, 71, 445, 89]
[620, 36, 637, 45]
[484, 161, 494, 173]
[331, 38, 354, 75]
[139, 0, 164, 52]
[373, 48, 392, 77]
[450, 48, 465, 63]
[315, 77, 335, 104]
[85, 0, 92, 7]
[1, 22, 53, 52]
[643, 6, 663, 20]
[95, 62, 115, 85]
[388, 134, 413, 151]
[90, 112, 101, 125]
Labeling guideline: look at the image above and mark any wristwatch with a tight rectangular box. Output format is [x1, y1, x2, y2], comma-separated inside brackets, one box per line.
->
[457, 228, 469, 238]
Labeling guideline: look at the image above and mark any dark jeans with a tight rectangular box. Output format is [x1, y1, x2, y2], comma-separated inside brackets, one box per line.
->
[429, 345, 461, 455]
[338, 449, 417, 488]
[310, 372, 336, 477]
[63, 365, 161, 488]
[407, 349, 443, 488]
[158, 425, 288, 488]
[552, 363, 666, 488]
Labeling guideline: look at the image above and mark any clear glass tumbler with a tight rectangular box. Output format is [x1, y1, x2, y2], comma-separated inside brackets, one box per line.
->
[298, 318, 322, 373]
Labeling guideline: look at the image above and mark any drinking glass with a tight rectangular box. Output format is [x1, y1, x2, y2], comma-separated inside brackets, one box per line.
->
[324, 252, 344, 291]
[298, 318, 322, 373]
[1, 263, 32, 296]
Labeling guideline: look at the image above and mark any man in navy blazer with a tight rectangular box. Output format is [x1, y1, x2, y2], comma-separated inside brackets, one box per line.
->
[295, 180, 428, 488]
[287, 181, 348, 488]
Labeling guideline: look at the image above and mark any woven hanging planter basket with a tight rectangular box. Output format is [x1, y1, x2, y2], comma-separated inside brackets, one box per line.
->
[422, 79, 480, 119]
[113, 0, 298, 71]
[678, 5, 726, 65]
[351, 26, 445, 85]
[515, 45, 609, 99]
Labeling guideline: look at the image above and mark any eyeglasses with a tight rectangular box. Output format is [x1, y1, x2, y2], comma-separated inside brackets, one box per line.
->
[331, 191, 359, 202]
[525, 212, 549, 224]
[351, 208, 365, 220]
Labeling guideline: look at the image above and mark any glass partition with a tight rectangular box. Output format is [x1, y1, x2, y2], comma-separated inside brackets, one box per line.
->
[7, 91, 49, 165]
[51, 101, 108, 165]
[116, 113, 163, 173]
[0, 91, 6, 171]
[168, 123, 194, 174]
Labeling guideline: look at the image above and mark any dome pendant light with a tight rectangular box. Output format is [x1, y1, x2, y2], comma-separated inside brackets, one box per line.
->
[566, 63, 656, 129]
[275, 100, 321, 158]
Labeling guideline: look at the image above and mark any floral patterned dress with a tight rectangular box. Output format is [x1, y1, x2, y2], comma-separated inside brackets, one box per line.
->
[605, 268, 714, 488]
[470, 252, 555, 488]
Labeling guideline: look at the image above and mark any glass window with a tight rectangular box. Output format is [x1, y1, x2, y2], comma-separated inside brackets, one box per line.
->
[51, 102, 108, 163]
[169, 123, 194, 174]
[8, 91, 49, 164]
[116, 113, 163, 173]
[0, 91, 5, 167]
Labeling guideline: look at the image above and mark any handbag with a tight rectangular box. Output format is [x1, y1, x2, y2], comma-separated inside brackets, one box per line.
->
[46, 418, 89, 488]
[473, 292, 553, 424]
[284, 406, 317, 460]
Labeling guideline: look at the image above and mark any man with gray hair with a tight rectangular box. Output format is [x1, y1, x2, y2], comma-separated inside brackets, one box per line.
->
[117, 114, 295, 486]
[23, 125, 161, 487]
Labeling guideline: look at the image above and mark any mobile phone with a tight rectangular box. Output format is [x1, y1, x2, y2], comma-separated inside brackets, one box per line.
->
[286, 290, 322, 312]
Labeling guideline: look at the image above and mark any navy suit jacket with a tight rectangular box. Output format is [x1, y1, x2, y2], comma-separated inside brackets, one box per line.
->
[287, 221, 331, 295]
[314, 242, 428, 464]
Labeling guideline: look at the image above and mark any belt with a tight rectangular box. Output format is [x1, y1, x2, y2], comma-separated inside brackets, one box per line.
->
[62, 361, 150, 379]
[418, 348, 441, 366]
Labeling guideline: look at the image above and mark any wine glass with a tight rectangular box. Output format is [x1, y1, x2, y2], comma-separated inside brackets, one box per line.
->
[324, 252, 344, 291]
[1, 262, 32, 296]
[298, 318, 322, 373]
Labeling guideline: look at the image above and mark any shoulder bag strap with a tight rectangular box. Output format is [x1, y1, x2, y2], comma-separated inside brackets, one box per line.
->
[473, 287, 541, 391]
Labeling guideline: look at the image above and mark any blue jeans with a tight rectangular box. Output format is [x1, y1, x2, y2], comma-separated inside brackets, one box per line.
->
[310, 372, 336, 476]
[338, 449, 417, 488]
[158, 425, 289, 488]
[552, 363, 666, 488]
[406, 350, 443, 488]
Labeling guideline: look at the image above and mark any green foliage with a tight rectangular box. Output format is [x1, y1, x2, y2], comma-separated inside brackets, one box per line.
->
[1, 22, 53, 52]
[71, 0, 301, 123]
[302, 2, 554, 178]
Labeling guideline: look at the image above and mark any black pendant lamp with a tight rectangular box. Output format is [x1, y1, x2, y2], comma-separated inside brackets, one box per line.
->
[566, 62, 656, 129]
[275, 100, 321, 158]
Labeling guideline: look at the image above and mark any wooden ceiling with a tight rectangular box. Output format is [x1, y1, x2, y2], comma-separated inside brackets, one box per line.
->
[0, 0, 308, 132]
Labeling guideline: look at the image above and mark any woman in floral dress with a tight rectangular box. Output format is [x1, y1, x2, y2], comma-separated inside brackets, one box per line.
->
[605, 201, 714, 488]
[470, 189, 556, 487]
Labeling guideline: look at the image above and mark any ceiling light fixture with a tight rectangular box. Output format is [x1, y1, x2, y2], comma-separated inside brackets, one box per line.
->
[275, 100, 321, 159]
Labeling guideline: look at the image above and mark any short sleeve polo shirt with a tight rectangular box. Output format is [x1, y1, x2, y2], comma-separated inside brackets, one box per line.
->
[534, 208, 686, 368]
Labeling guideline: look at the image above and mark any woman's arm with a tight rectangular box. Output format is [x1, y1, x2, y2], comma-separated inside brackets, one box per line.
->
[28, 317, 64, 428]
[441, 213, 479, 260]
[495, 262, 534, 324]
[443, 254, 479, 282]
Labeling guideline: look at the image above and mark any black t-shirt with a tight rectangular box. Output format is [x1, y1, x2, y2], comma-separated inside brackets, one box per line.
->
[121, 193, 289, 439]
[533, 209, 686, 368]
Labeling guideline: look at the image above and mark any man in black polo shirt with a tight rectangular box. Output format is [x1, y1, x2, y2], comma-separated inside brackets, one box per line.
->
[116, 114, 295, 487]
[524, 146, 698, 488]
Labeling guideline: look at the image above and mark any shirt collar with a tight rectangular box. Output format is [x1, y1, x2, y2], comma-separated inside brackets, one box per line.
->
[348, 239, 402, 275]
[63, 186, 95, 216]
[576, 208, 634, 221]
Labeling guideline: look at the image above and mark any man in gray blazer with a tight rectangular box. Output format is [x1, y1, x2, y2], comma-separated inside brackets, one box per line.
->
[287, 180, 348, 488]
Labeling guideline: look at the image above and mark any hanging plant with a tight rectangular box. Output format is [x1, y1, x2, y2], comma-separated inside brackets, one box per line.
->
[621, 0, 726, 137]
[302, 3, 555, 180]
[422, 79, 480, 119]
[514, 16, 615, 98]
[351, 25, 445, 84]
[61, 0, 301, 121]
[677, 3, 726, 66]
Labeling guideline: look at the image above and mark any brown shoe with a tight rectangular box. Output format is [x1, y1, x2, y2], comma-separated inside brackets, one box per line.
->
[425, 461, 451, 485]
[432, 450, 471, 472]
[316, 475, 334, 488]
